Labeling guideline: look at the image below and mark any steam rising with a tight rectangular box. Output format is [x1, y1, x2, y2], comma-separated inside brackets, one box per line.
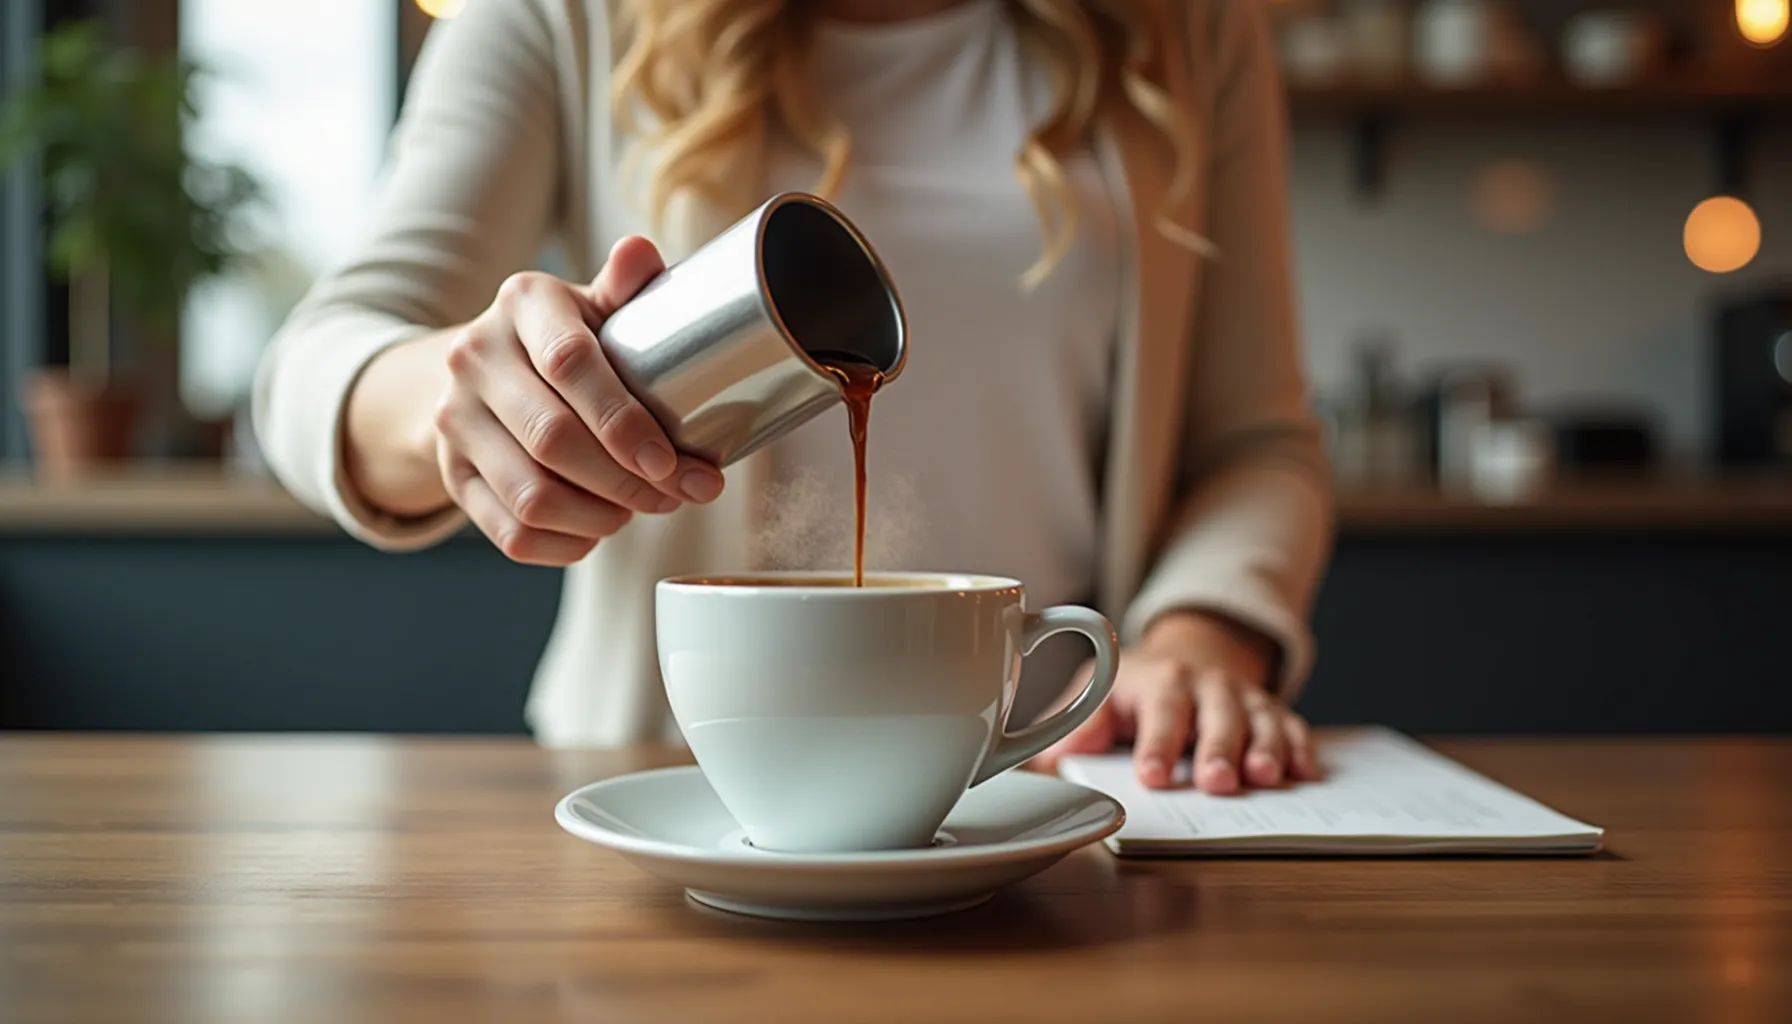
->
[752, 465, 922, 574]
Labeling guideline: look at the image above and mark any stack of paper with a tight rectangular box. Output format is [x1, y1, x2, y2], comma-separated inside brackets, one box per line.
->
[1058, 727, 1604, 857]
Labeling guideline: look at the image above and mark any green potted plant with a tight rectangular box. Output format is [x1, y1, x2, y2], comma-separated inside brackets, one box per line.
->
[0, 19, 259, 479]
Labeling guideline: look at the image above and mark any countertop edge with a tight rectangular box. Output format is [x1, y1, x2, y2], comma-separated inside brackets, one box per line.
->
[3, 471, 1792, 536]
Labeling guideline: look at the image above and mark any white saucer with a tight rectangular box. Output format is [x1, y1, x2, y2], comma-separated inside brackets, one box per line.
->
[555, 766, 1123, 921]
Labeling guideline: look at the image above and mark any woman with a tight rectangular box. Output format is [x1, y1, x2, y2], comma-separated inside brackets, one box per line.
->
[254, 0, 1334, 794]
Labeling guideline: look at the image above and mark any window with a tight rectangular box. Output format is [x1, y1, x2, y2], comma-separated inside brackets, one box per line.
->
[178, 0, 396, 444]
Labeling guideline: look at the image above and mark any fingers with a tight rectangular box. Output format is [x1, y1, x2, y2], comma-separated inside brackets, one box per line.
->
[1241, 687, 1288, 788]
[450, 467, 604, 568]
[1284, 711, 1319, 780]
[1032, 687, 1118, 775]
[579, 239, 727, 508]
[586, 236, 666, 315]
[1130, 669, 1194, 789]
[437, 399, 635, 548]
[432, 251, 711, 567]
[1191, 672, 1246, 795]
[1025, 652, 1319, 794]
[499, 272, 707, 496]
[453, 335, 677, 515]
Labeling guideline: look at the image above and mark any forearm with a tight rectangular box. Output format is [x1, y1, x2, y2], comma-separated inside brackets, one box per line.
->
[343, 328, 458, 519]
[251, 0, 560, 549]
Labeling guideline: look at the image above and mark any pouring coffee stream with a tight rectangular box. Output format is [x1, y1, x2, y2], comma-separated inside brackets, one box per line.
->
[809, 350, 886, 588]
[591, 193, 905, 583]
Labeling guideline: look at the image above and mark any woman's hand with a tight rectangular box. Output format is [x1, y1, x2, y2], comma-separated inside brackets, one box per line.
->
[1032, 611, 1317, 793]
[429, 237, 725, 565]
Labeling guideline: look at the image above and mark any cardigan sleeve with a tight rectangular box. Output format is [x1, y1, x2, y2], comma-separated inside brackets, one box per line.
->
[250, 0, 564, 551]
[1122, 0, 1336, 702]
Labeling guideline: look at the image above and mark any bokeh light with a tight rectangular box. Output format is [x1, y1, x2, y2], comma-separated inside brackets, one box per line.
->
[1470, 160, 1557, 236]
[1683, 196, 1762, 274]
[416, 0, 468, 19]
[1737, 0, 1789, 46]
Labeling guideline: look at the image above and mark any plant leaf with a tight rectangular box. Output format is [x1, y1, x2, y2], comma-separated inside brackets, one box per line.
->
[0, 17, 265, 340]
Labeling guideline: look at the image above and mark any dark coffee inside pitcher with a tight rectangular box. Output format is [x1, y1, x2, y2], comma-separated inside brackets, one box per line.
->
[760, 200, 904, 377]
[759, 200, 903, 589]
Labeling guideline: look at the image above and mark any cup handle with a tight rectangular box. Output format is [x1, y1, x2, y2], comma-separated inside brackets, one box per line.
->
[969, 605, 1120, 787]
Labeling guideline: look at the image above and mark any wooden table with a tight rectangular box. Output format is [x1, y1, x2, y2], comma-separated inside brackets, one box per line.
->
[2, 736, 1788, 1023]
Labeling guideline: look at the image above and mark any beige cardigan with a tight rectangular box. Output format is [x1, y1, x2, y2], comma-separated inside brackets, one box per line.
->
[253, 0, 1335, 748]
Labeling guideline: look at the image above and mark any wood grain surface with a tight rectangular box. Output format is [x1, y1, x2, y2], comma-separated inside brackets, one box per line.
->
[1, 735, 1788, 1023]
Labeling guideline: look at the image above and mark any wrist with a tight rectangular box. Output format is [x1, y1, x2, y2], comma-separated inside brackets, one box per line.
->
[344, 329, 456, 518]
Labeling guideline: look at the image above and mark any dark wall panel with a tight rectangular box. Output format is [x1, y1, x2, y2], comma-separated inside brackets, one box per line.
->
[1299, 531, 1792, 734]
[2, 529, 1789, 736]
[0, 535, 559, 732]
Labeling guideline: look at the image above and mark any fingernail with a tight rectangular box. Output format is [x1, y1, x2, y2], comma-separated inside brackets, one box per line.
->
[1247, 751, 1283, 786]
[635, 442, 676, 481]
[1199, 758, 1238, 793]
[680, 469, 723, 503]
[1142, 757, 1169, 784]
[654, 495, 680, 515]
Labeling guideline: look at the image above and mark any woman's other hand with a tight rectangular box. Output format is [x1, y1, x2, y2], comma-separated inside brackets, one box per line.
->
[1031, 611, 1318, 793]
[429, 237, 725, 565]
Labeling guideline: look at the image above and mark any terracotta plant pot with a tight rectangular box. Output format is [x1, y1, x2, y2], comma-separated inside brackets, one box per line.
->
[23, 369, 139, 482]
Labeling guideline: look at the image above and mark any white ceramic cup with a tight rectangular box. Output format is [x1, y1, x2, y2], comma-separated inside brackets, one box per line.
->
[656, 572, 1120, 853]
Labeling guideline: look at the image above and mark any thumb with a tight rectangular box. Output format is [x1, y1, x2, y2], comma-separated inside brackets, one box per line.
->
[1030, 699, 1118, 775]
[585, 235, 666, 318]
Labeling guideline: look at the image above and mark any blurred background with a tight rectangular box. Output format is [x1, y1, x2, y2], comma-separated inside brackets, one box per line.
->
[0, 0, 1787, 736]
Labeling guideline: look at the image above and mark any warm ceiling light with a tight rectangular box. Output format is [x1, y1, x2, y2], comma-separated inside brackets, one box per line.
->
[1737, 0, 1789, 46]
[1684, 196, 1762, 274]
[416, 0, 468, 19]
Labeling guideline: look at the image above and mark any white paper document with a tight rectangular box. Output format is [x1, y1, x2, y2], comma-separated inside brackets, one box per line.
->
[1058, 727, 1604, 857]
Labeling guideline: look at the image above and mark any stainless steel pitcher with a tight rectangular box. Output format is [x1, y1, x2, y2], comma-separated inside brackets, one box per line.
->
[597, 192, 908, 467]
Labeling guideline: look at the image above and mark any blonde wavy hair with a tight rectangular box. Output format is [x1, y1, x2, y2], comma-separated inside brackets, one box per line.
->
[610, 0, 1204, 289]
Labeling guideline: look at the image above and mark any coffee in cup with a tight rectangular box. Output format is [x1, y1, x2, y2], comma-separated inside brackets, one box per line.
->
[687, 575, 947, 589]
[656, 572, 1119, 853]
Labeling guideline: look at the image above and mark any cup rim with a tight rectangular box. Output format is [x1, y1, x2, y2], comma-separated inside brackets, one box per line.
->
[658, 571, 1022, 595]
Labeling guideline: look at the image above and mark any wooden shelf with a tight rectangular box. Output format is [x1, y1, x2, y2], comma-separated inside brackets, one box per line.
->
[1336, 478, 1792, 532]
[1287, 73, 1791, 200]
[1289, 76, 1792, 118]
[0, 464, 332, 534]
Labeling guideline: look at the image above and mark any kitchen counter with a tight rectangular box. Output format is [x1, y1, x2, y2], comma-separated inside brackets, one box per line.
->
[2, 733, 1787, 1023]
[3, 464, 1790, 534]
[0, 464, 332, 534]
